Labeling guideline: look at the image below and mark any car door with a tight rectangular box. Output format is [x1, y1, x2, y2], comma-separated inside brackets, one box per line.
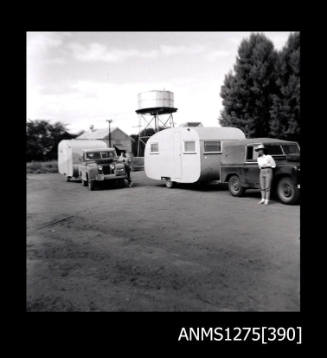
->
[243, 144, 260, 188]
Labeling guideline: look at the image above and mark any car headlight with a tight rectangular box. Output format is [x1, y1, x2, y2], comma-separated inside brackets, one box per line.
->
[98, 165, 103, 171]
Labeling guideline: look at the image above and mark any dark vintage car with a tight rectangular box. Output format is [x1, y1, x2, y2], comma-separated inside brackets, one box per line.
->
[220, 138, 300, 204]
[78, 148, 127, 191]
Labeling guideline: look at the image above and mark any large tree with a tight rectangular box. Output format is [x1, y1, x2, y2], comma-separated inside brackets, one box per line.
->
[26, 120, 78, 161]
[269, 32, 300, 141]
[220, 33, 278, 137]
[219, 32, 300, 141]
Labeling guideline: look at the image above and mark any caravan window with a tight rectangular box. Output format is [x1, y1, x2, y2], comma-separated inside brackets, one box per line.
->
[184, 141, 196, 153]
[150, 143, 159, 153]
[204, 141, 221, 153]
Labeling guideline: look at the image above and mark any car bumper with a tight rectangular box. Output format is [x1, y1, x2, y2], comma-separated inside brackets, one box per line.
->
[96, 174, 127, 181]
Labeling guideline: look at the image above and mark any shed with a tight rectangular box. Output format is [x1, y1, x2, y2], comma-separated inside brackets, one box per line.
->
[77, 127, 134, 155]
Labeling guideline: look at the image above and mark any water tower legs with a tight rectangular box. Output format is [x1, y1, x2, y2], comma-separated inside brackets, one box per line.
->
[136, 112, 175, 156]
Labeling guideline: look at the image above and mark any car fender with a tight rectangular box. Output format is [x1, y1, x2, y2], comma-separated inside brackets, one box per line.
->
[87, 164, 98, 180]
[115, 162, 125, 170]
[78, 165, 85, 179]
[222, 167, 246, 185]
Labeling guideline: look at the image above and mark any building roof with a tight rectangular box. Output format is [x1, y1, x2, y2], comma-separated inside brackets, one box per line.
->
[180, 122, 203, 127]
[83, 147, 116, 152]
[77, 127, 118, 140]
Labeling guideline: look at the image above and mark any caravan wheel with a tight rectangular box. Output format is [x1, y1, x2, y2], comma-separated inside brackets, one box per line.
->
[165, 179, 174, 188]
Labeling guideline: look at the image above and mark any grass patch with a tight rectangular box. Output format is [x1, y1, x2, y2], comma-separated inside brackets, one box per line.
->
[27, 160, 58, 174]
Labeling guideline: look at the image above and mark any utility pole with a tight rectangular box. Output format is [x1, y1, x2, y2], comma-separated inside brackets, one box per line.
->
[106, 119, 113, 148]
[132, 124, 142, 157]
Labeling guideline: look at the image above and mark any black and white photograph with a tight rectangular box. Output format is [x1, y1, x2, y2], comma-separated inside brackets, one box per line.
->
[26, 31, 300, 315]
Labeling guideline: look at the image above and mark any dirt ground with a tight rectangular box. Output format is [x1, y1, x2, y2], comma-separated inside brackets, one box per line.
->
[26, 172, 300, 311]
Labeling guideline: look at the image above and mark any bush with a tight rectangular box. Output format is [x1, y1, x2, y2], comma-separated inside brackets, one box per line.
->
[27, 161, 58, 174]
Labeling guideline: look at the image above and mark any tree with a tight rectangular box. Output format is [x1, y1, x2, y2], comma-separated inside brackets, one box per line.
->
[26, 120, 77, 161]
[130, 127, 165, 157]
[269, 32, 300, 141]
[219, 32, 300, 142]
[220, 33, 278, 137]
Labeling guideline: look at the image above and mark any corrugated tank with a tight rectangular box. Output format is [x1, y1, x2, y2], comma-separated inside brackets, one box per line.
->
[137, 90, 175, 111]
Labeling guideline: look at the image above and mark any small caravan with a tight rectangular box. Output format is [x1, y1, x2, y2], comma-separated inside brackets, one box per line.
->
[58, 139, 107, 181]
[144, 127, 245, 187]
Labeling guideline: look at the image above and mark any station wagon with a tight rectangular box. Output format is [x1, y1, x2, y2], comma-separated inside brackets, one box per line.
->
[220, 138, 300, 204]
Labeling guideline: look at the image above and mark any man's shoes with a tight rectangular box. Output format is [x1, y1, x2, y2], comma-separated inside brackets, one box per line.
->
[264, 199, 269, 205]
[258, 199, 265, 204]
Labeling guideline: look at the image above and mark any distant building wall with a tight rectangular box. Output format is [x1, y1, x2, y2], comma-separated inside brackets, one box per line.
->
[179, 122, 203, 127]
[77, 127, 133, 154]
[107, 128, 132, 153]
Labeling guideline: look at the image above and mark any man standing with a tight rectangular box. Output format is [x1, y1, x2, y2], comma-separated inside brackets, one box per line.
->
[255, 144, 276, 205]
[119, 152, 133, 187]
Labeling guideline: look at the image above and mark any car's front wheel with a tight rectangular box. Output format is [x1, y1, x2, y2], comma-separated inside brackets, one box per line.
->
[277, 177, 300, 204]
[228, 175, 245, 197]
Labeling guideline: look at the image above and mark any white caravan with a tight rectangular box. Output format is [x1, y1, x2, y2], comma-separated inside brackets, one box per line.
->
[144, 127, 245, 187]
[58, 139, 107, 181]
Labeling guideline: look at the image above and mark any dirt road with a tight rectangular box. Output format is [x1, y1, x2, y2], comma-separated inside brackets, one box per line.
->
[27, 172, 300, 311]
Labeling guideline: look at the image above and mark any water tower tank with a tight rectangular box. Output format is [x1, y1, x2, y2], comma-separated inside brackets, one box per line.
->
[136, 90, 177, 114]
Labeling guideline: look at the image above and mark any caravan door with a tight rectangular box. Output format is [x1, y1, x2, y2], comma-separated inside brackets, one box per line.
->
[172, 131, 182, 179]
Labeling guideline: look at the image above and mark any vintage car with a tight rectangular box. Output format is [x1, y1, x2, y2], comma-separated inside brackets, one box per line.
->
[220, 138, 300, 204]
[78, 148, 127, 190]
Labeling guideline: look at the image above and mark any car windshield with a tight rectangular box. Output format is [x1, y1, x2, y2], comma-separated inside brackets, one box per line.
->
[282, 144, 300, 154]
[100, 151, 116, 159]
[86, 152, 101, 160]
[86, 151, 116, 160]
[264, 144, 284, 155]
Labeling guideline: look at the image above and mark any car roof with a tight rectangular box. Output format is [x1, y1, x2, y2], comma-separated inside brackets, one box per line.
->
[83, 148, 116, 152]
[223, 138, 298, 146]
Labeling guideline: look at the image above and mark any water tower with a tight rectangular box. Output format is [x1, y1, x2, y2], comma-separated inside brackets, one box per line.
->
[135, 90, 177, 156]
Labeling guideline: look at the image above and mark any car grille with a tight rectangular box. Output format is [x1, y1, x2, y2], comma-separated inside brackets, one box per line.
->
[115, 168, 125, 176]
[102, 165, 111, 175]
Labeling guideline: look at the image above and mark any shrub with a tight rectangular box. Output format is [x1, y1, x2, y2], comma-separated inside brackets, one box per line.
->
[27, 161, 58, 174]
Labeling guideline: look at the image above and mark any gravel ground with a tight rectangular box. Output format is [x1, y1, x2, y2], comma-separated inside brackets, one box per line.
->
[26, 171, 300, 311]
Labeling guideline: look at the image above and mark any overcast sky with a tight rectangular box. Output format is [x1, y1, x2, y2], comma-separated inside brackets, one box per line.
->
[27, 31, 291, 135]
